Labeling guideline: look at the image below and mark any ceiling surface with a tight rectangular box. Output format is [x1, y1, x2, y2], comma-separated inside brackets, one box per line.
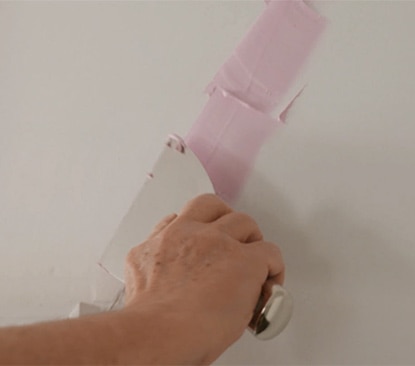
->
[1, 1, 415, 364]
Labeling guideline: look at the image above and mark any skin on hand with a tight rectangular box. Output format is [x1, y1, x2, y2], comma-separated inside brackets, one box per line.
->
[124, 193, 285, 364]
[0, 194, 284, 366]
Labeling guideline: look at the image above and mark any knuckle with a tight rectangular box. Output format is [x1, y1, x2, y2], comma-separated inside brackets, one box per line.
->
[272, 243, 283, 258]
[126, 248, 137, 266]
[198, 193, 218, 200]
[190, 193, 217, 206]
[270, 243, 285, 267]
[266, 241, 282, 257]
[126, 243, 147, 264]
[193, 193, 228, 209]
[235, 211, 258, 226]
[160, 223, 181, 240]
[161, 213, 177, 224]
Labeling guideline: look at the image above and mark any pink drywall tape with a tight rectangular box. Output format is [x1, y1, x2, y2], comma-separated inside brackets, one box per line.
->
[186, 0, 326, 203]
[186, 88, 278, 203]
[206, 0, 326, 113]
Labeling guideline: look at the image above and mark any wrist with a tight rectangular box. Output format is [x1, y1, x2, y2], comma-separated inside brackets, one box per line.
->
[119, 299, 210, 365]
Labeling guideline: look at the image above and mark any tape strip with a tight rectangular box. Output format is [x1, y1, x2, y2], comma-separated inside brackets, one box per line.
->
[186, 0, 326, 203]
[186, 88, 278, 203]
[206, 0, 325, 114]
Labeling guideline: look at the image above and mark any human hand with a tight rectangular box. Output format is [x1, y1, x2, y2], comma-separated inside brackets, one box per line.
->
[124, 194, 285, 364]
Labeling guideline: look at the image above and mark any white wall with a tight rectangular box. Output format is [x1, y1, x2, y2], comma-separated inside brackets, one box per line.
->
[1, 1, 415, 364]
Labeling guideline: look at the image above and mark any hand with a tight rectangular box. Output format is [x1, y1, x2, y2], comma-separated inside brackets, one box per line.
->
[124, 194, 285, 364]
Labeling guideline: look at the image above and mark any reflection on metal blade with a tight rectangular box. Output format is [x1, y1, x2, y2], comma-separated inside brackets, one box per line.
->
[99, 135, 214, 282]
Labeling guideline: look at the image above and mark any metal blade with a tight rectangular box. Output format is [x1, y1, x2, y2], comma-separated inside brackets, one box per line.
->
[100, 135, 214, 281]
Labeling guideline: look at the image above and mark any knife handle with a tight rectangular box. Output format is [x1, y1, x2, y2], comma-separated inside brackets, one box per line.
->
[248, 282, 293, 340]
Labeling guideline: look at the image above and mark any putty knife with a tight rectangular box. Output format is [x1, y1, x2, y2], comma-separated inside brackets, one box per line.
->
[100, 135, 293, 340]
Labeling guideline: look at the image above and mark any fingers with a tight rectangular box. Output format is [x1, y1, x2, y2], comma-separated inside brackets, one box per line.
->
[179, 194, 232, 223]
[214, 212, 263, 243]
[245, 241, 285, 285]
[148, 213, 178, 238]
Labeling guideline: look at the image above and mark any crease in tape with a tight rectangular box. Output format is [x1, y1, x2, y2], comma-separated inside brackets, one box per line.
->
[186, 0, 326, 203]
[186, 87, 278, 203]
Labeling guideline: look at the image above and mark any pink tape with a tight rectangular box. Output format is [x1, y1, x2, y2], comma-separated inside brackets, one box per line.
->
[186, 88, 278, 202]
[185, 1, 326, 203]
[206, 0, 325, 114]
